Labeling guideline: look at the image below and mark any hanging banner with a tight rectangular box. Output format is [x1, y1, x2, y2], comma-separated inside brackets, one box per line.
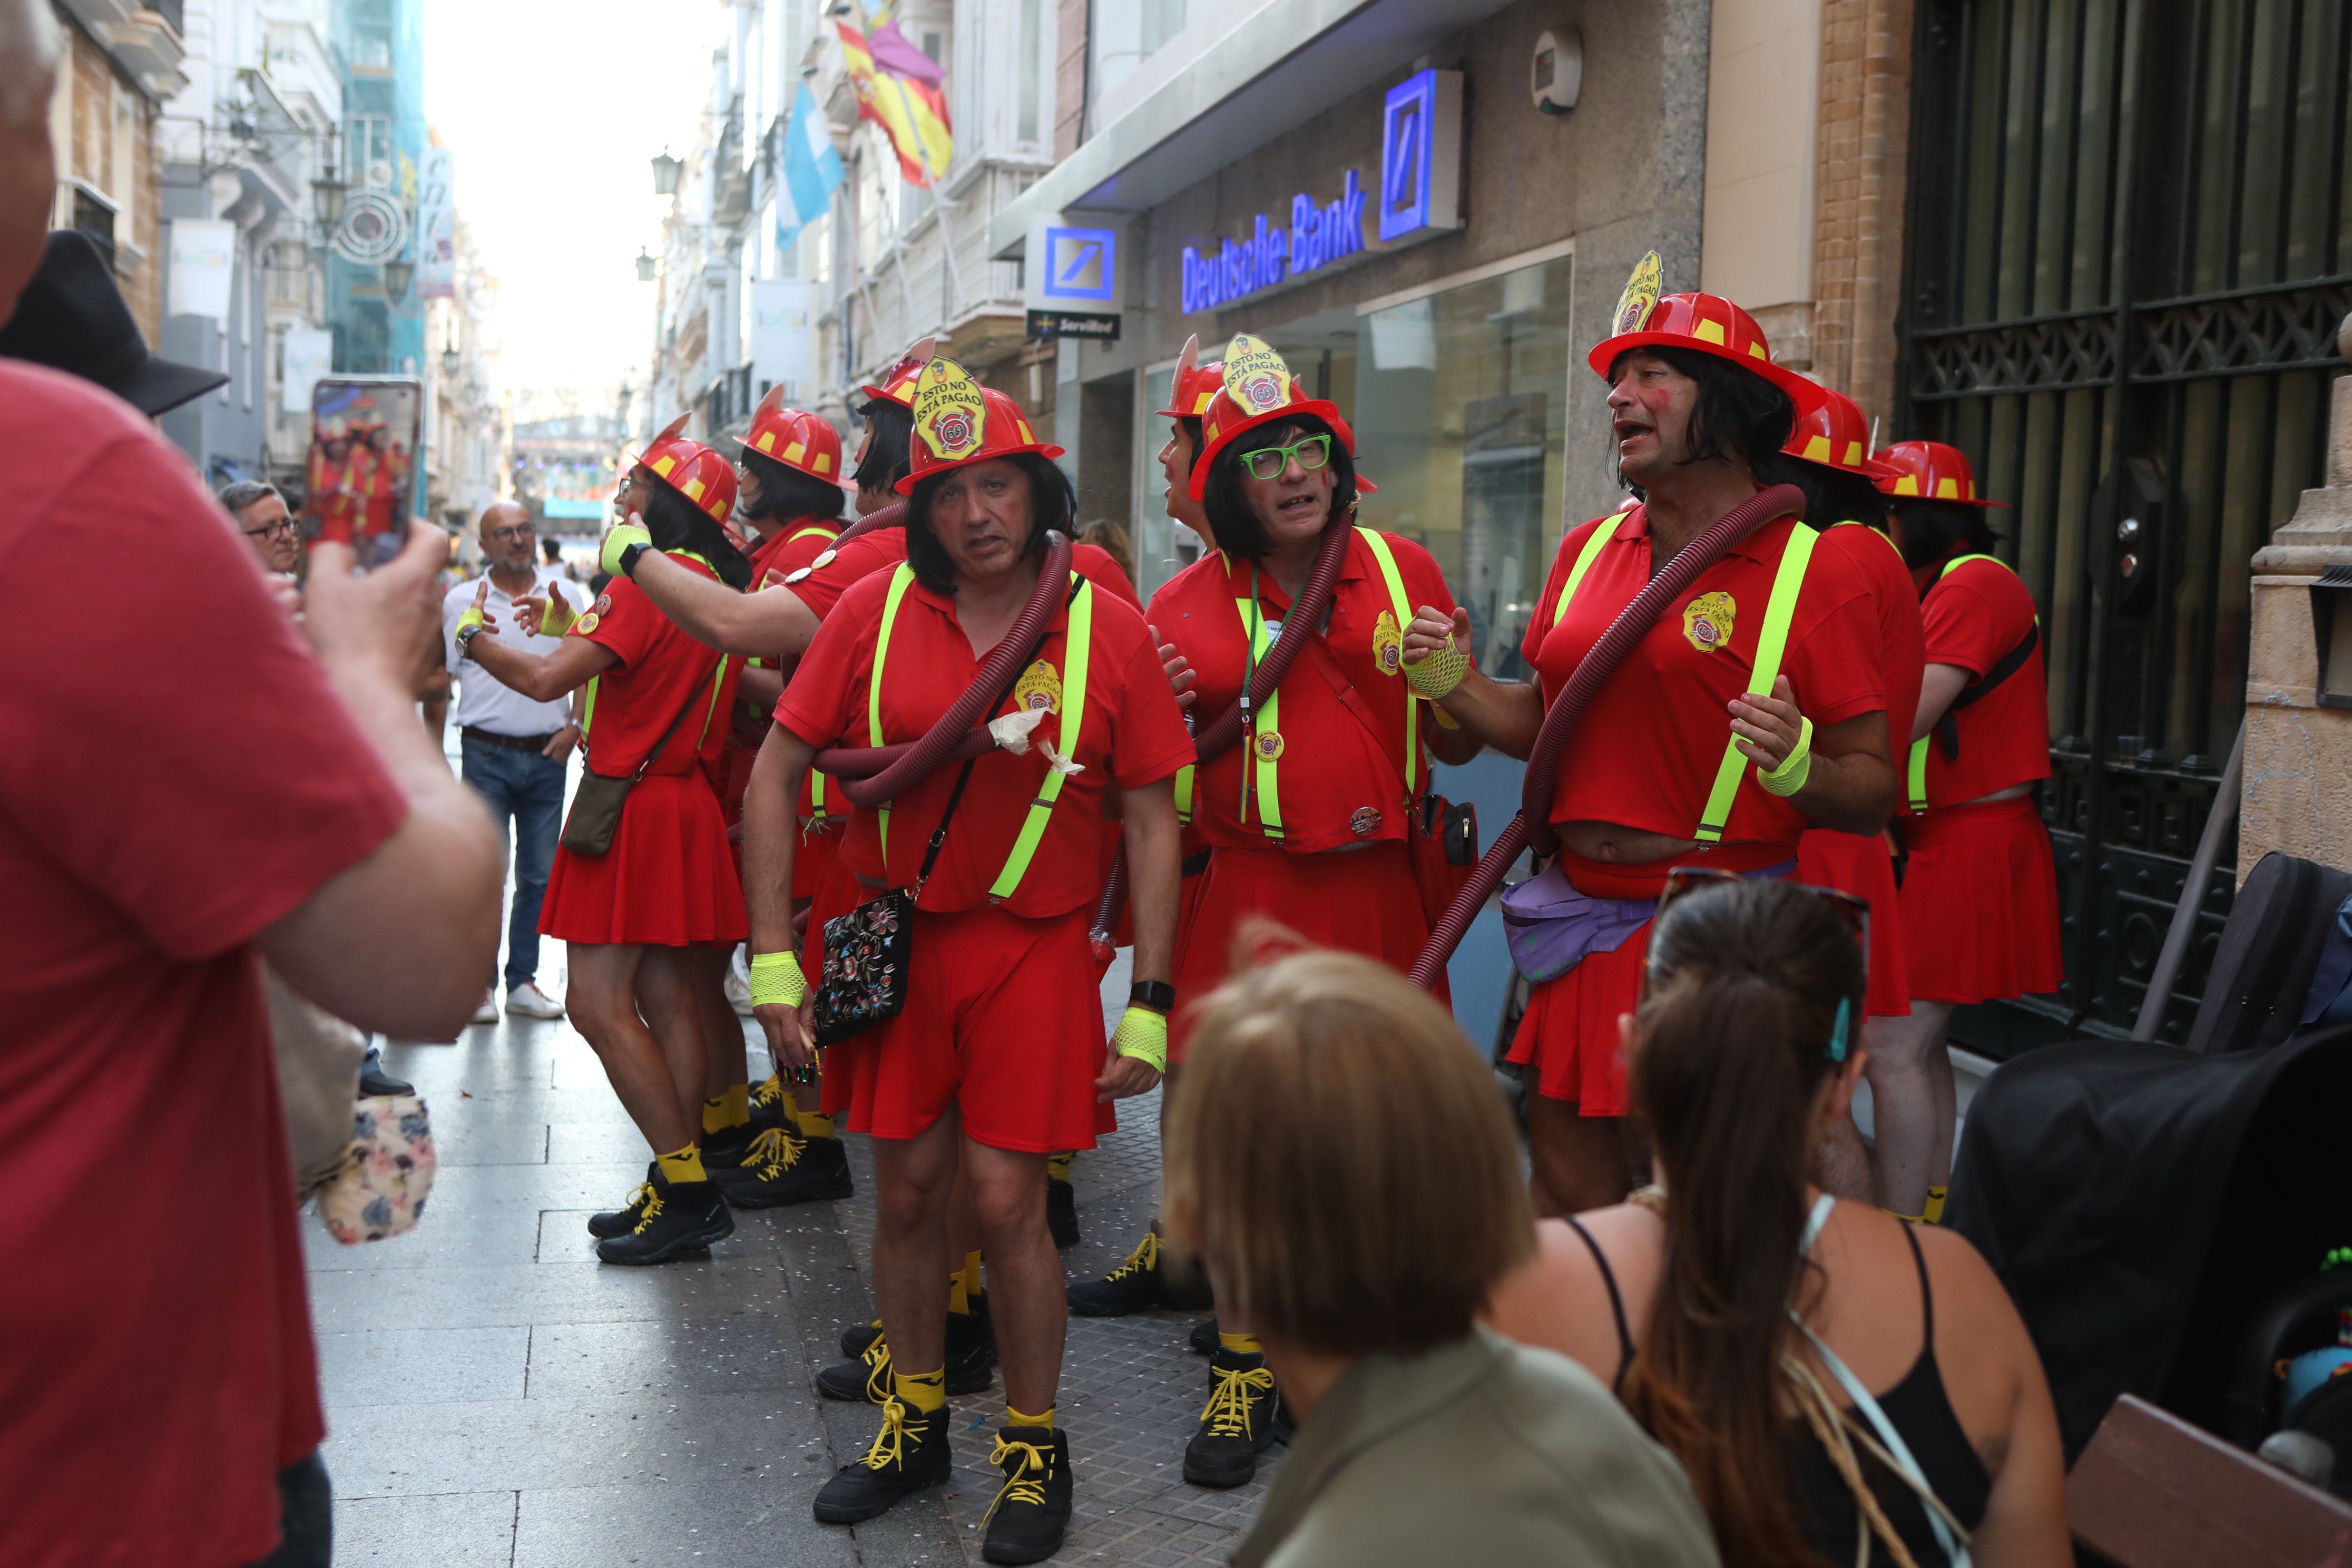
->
[167, 219, 235, 321]
[416, 147, 456, 299]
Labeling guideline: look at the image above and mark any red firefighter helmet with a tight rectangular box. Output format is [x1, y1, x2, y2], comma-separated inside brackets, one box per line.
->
[740, 383, 847, 485]
[633, 412, 739, 527]
[1157, 334, 1226, 419]
[1872, 439, 2012, 507]
[1187, 335, 1356, 501]
[1586, 251, 1827, 416]
[894, 357, 1065, 494]
[1782, 387, 1881, 476]
[858, 335, 937, 409]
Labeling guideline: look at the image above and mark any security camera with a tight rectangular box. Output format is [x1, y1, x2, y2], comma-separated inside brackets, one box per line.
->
[1532, 28, 1582, 115]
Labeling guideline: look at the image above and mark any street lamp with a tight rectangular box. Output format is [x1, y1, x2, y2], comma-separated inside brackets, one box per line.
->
[442, 344, 462, 376]
[383, 258, 413, 298]
[635, 248, 657, 281]
[312, 165, 347, 227]
[650, 150, 682, 195]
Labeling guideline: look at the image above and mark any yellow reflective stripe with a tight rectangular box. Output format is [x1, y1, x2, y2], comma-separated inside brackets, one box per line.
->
[1909, 553, 2029, 812]
[811, 768, 826, 810]
[1236, 595, 1284, 839]
[988, 579, 1093, 900]
[1356, 527, 1420, 798]
[582, 674, 597, 736]
[787, 524, 840, 544]
[869, 565, 917, 855]
[1693, 527, 1817, 844]
[1173, 764, 1194, 824]
[1552, 521, 1618, 628]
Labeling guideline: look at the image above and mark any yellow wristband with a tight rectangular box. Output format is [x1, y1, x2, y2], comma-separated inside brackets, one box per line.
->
[1757, 715, 1814, 797]
[455, 604, 484, 633]
[1111, 1005, 1169, 1074]
[601, 522, 652, 577]
[748, 950, 807, 1007]
[539, 594, 578, 638]
[1404, 639, 1471, 701]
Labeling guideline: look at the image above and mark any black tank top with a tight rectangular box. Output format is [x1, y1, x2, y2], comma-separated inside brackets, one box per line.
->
[1563, 1215, 1993, 1562]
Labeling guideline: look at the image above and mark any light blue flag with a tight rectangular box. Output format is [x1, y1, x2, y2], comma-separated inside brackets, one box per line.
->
[778, 82, 846, 248]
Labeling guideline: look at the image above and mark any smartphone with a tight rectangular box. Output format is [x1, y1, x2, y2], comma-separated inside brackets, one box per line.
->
[302, 377, 422, 570]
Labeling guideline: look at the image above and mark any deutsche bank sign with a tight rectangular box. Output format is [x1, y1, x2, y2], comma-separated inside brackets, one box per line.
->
[1380, 69, 1464, 243]
[1180, 172, 1367, 315]
[1041, 226, 1116, 303]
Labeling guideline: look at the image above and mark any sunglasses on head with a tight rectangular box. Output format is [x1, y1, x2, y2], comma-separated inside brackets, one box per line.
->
[1648, 866, 1870, 1061]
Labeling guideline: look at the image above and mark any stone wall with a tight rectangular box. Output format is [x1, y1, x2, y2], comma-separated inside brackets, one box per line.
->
[1807, 0, 1910, 426]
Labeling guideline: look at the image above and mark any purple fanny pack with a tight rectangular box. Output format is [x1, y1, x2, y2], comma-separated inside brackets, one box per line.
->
[1500, 860, 1797, 984]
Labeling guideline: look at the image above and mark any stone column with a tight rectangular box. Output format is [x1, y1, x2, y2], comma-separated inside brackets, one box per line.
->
[2240, 316, 2352, 879]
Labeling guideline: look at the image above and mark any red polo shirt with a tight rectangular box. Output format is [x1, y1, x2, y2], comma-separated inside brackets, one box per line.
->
[1522, 506, 1886, 847]
[787, 527, 1140, 618]
[1912, 555, 2050, 807]
[774, 565, 1193, 916]
[1821, 522, 1925, 746]
[572, 555, 741, 776]
[755, 516, 842, 585]
[1148, 530, 1455, 853]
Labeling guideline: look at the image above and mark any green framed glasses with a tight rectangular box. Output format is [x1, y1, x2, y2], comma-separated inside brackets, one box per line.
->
[1239, 433, 1333, 480]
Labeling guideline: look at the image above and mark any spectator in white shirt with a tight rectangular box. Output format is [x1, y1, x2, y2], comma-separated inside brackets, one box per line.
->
[442, 501, 590, 1023]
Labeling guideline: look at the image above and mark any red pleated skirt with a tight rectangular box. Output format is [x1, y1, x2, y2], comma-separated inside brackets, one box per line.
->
[1898, 793, 2064, 1004]
[1798, 828, 1912, 1017]
[1170, 841, 1445, 1062]
[540, 771, 748, 947]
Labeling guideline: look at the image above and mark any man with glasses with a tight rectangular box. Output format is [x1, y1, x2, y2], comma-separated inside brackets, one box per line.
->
[443, 500, 589, 1024]
[220, 482, 303, 611]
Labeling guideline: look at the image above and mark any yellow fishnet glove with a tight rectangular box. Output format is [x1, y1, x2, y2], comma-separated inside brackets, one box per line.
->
[749, 950, 807, 1008]
[601, 521, 652, 577]
[1404, 638, 1471, 701]
[1110, 1005, 1169, 1074]
[1756, 715, 1814, 797]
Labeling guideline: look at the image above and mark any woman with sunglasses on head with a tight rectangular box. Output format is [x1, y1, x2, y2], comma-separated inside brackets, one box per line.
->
[1485, 875, 2068, 1568]
[1073, 335, 1483, 1492]
[1403, 263, 1896, 1217]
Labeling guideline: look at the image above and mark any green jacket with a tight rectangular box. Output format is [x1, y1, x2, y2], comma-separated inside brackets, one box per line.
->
[1232, 1327, 1721, 1568]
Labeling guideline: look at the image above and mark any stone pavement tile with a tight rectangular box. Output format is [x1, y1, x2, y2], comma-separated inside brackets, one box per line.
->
[420, 1116, 552, 1167]
[305, 1200, 546, 1272]
[408, 1160, 650, 1215]
[308, 1257, 789, 1332]
[513, 1478, 863, 1568]
[317, 1325, 531, 1407]
[548, 1120, 673, 1165]
[331, 1489, 518, 1567]
[532, 1207, 813, 1267]
[527, 1315, 801, 1401]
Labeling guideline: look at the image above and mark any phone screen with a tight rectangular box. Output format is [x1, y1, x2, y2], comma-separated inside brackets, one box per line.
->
[302, 377, 422, 570]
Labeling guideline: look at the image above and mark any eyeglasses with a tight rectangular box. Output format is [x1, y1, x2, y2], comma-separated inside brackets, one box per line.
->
[244, 518, 298, 542]
[1647, 866, 1870, 1056]
[1239, 434, 1332, 481]
[489, 524, 535, 543]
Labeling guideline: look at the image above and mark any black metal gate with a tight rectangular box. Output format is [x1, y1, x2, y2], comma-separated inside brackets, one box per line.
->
[1898, 0, 2352, 1050]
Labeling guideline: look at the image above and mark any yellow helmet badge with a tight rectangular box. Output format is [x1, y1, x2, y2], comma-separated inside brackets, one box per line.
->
[911, 357, 987, 461]
[1221, 334, 1294, 416]
[1613, 251, 1664, 337]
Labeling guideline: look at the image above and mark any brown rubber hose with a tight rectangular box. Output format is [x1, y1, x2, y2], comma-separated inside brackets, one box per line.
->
[1405, 484, 1806, 991]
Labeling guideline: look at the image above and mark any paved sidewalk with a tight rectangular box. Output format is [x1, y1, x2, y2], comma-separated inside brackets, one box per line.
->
[314, 947, 1271, 1567]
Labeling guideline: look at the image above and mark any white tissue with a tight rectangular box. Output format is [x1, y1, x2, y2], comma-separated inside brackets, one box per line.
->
[987, 708, 1085, 775]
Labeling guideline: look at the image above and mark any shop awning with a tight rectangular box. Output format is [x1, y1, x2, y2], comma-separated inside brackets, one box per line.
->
[986, 0, 1512, 261]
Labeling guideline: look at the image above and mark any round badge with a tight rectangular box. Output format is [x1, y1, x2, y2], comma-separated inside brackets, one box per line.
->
[576, 611, 602, 634]
[785, 566, 814, 584]
[1349, 806, 1382, 837]
[811, 548, 837, 570]
[1253, 729, 1286, 762]
[594, 592, 613, 613]
[1241, 371, 1285, 412]
[1681, 591, 1736, 653]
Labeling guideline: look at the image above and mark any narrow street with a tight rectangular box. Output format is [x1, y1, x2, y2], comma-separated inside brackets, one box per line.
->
[313, 947, 1275, 1568]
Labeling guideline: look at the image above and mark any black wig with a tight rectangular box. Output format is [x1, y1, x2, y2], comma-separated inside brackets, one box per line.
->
[1753, 449, 1892, 535]
[852, 398, 916, 500]
[1197, 414, 1357, 560]
[740, 447, 848, 526]
[1887, 497, 2002, 573]
[904, 452, 1075, 594]
[641, 481, 754, 590]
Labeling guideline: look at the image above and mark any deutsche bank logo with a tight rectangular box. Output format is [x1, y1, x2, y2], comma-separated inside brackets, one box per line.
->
[1379, 70, 1438, 242]
[1041, 226, 1116, 302]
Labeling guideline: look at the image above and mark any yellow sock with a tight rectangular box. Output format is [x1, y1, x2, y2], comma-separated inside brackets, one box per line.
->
[948, 1270, 971, 1317]
[895, 1367, 947, 1414]
[1006, 1404, 1054, 1429]
[656, 1143, 708, 1183]
[1924, 1186, 1948, 1225]
[1884, 1207, 1926, 1225]
[795, 1108, 836, 1141]
[961, 1249, 984, 1301]
[1046, 1151, 1073, 1181]
[1218, 1330, 1263, 1356]
[701, 1083, 751, 1133]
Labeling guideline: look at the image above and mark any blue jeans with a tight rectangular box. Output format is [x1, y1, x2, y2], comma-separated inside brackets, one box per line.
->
[460, 733, 567, 993]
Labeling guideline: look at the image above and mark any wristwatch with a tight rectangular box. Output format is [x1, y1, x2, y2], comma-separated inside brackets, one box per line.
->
[1129, 980, 1177, 1016]
[455, 622, 484, 656]
[617, 541, 649, 578]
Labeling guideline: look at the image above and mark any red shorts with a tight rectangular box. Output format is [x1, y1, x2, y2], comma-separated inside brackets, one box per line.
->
[1508, 841, 1794, 1116]
[1170, 840, 1445, 1062]
[1899, 793, 2063, 1004]
[540, 771, 747, 947]
[820, 903, 1116, 1152]
[1798, 829, 1910, 1017]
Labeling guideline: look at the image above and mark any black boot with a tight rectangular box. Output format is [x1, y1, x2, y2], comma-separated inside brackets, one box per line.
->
[748, 1074, 791, 1134]
[816, 1332, 894, 1403]
[811, 1399, 953, 1524]
[981, 1426, 1075, 1565]
[594, 1175, 733, 1265]
[358, 1045, 411, 1097]
[1188, 1317, 1221, 1357]
[699, 1121, 757, 1171]
[1183, 1348, 1289, 1488]
[711, 1126, 854, 1208]
[1045, 1170, 1079, 1249]
[946, 1301, 996, 1396]
[1066, 1230, 1169, 1317]
[840, 1318, 884, 1359]
[587, 1164, 659, 1240]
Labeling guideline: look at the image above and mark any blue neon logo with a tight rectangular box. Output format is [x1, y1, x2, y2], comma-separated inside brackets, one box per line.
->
[1041, 226, 1116, 302]
[1179, 171, 1366, 315]
[1379, 70, 1438, 242]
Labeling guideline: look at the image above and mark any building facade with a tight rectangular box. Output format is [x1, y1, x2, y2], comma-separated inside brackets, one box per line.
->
[46, 0, 186, 348]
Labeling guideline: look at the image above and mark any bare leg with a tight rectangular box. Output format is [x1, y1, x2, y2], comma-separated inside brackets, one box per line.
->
[632, 947, 712, 1133]
[1525, 1097, 1631, 1216]
[566, 943, 697, 1156]
[964, 1134, 1063, 1415]
[1150, 1063, 1208, 1296]
[871, 1111, 961, 1380]
[1815, 1112, 1878, 1203]
[1863, 999, 1954, 1217]
[948, 1152, 984, 1283]
[1926, 1022, 1958, 1190]
[685, 944, 745, 1102]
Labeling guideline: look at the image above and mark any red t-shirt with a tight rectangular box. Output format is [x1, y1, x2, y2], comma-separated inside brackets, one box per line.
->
[752, 516, 841, 587]
[1913, 555, 2051, 807]
[1821, 522, 1926, 750]
[0, 366, 406, 1565]
[785, 527, 1140, 618]
[1148, 531, 1455, 853]
[774, 566, 1194, 916]
[1522, 507, 1886, 848]
[573, 555, 742, 777]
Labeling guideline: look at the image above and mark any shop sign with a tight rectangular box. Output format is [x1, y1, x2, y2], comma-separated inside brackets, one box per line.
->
[1180, 170, 1367, 315]
[1379, 69, 1465, 243]
[1026, 213, 1125, 318]
[1026, 308, 1122, 341]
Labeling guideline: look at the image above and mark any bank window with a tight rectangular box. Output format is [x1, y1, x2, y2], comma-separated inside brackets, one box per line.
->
[1353, 257, 1572, 683]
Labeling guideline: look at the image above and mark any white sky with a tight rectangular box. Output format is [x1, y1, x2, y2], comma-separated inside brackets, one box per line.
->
[420, 0, 720, 405]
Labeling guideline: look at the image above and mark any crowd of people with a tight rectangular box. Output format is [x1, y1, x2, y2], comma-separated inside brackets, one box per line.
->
[4, 0, 2087, 1558]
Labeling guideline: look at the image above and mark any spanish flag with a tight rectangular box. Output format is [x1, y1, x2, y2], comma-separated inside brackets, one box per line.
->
[836, 21, 954, 187]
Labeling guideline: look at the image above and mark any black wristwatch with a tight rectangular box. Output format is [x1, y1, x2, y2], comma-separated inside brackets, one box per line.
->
[618, 541, 649, 578]
[1130, 980, 1177, 1015]
[455, 621, 484, 656]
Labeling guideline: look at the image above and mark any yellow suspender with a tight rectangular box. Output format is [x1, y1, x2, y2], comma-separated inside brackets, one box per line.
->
[1691, 527, 1817, 844]
[989, 581, 1094, 900]
[1906, 552, 2014, 812]
[1356, 528, 1421, 798]
[868, 565, 917, 855]
[786, 523, 840, 545]
[1236, 590, 1286, 840]
[582, 549, 725, 743]
[1173, 765, 1194, 825]
[1551, 521, 1619, 628]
